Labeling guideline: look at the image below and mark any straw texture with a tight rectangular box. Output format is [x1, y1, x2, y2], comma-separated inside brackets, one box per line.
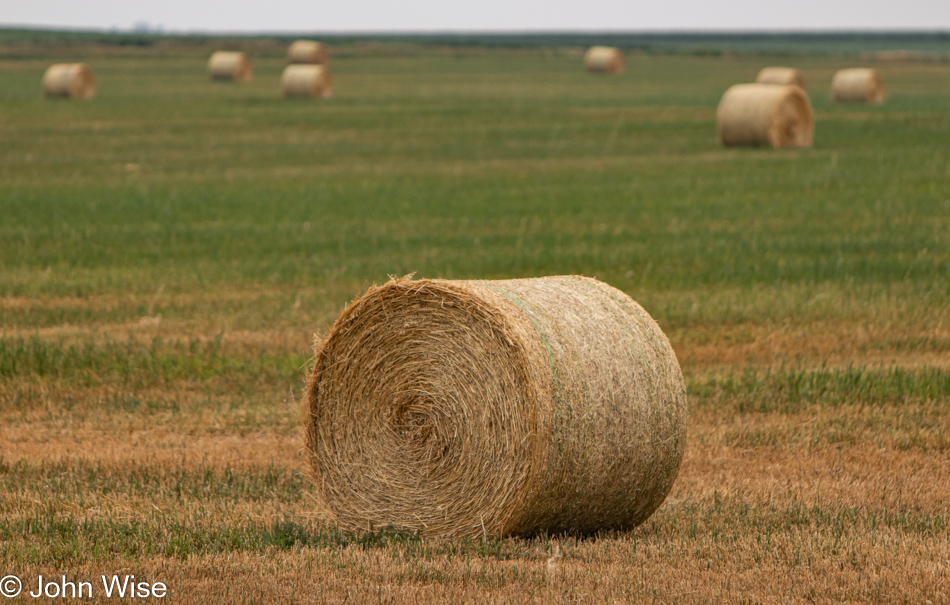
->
[755, 66, 807, 89]
[42, 63, 96, 99]
[288, 40, 330, 65]
[304, 276, 687, 538]
[831, 68, 885, 104]
[717, 83, 813, 148]
[207, 51, 252, 82]
[281, 65, 333, 99]
[584, 46, 624, 74]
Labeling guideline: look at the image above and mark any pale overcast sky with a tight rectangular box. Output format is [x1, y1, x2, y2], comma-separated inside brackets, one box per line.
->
[3, 0, 949, 33]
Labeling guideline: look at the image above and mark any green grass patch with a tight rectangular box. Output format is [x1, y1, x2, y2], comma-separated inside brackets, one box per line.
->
[0, 515, 425, 566]
[0, 460, 311, 505]
[1, 51, 947, 307]
[0, 336, 307, 387]
[691, 365, 950, 414]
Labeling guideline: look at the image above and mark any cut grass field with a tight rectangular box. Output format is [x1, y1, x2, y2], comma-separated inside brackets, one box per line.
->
[1, 35, 949, 603]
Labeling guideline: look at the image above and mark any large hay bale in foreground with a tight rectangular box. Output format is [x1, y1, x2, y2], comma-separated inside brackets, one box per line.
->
[717, 83, 813, 148]
[305, 276, 687, 538]
[42, 63, 96, 99]
[287, 40, 329, 64]
[207, 51, 252, 82]
[755, 66, 806, 89]
[281, 65, 333, 99]
[831, 68, 885, 103]
[584, 46, 624, 74]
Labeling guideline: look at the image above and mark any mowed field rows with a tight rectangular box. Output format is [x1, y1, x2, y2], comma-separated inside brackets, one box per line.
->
[1, 39, 949, 603]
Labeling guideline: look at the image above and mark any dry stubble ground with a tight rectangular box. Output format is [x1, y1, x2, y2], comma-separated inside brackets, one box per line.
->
[1, 36, 949, 603]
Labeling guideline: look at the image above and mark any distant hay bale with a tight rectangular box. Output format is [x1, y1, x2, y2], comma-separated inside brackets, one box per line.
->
[831, 68, 885, 104]
[287, 40, 330, 65]
[304, 275, 687, 538]
[755, 66, 806, 89]
[874, 50, 912, 62]
[42, 63, 96, 99]
[717, 83, 813, 148]
[281, 65, 333, 99]
[207, 51, 252, 82]
[584, 46, 624, 74]
[873, 50, 938, 62]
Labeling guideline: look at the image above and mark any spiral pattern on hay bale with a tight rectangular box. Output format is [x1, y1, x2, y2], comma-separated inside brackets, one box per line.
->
[305, 276, 687, 538]
[717, 83, 813, 148]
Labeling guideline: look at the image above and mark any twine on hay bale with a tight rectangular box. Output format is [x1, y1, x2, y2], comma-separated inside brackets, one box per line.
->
[831, 68, 885, 104]
[755, 66, 807, 90]
[287, 40, 330, 65]
[717, 83, 813, 148]
[207, 51, 252, 82]
[304, 275, 687, 538]
[42, 63, 96, 99]
[584, 46, 624, 74]
[281, 65, 333, 99]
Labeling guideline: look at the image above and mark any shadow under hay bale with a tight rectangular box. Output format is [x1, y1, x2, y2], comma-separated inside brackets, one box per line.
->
[755, 66, 806, 90]
[717, 83, 813, 148]
[584, 46, 624, 74]
[304, 276, 687, 538]
[281, 65, 333, 99]
[287, 40, 330, 65]
[42, 63, 96, 99]
[831, 68, 885, 104]
[207, 51, 252, 82]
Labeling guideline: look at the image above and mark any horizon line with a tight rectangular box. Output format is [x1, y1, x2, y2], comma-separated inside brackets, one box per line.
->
[3, 24, 950, 37]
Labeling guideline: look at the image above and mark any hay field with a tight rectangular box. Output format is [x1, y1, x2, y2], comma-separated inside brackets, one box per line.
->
[1, 36, 949, 603]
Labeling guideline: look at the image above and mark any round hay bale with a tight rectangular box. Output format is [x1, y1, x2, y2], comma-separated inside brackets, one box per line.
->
[831, 68, 885, 104]
[281, 65, 333, 99]
[304, 276, 687, 538]
[287, 40, 330, 65]
[42, 63, 96, 99]
[584, 46, 624, 74]
[207, 51, 252, 82]
[755, 66, 806, 90]
[717, 83, 813, 148]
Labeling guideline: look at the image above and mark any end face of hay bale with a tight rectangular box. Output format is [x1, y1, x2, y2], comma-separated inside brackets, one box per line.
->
[584, 46, 624, 74]
[304, 276, 687, 538]
[755, 66, 806, 90]
[831, 68, 885, 104]
[717, 83, 813, 149]
[42, 63, 96, 99]
[288, 40, 330, 65]
[208, 51, 252, 82]
[281, 65, 333, 99]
